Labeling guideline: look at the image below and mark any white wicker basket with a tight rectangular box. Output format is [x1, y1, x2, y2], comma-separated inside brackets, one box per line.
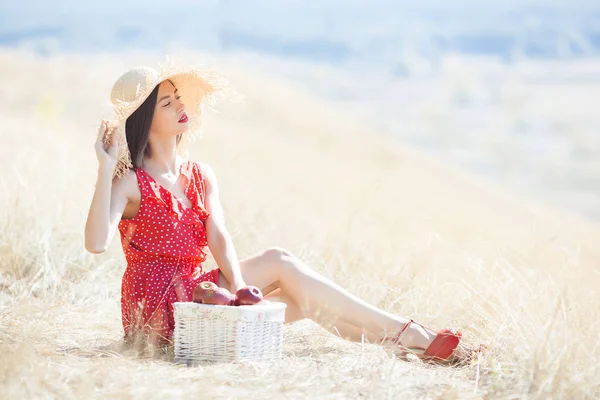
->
[173, 301, 287, 364]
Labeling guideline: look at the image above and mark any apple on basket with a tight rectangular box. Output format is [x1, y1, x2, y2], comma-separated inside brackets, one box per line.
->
[203, 287, 236, 306]
[234, 286, 264, 305]
[192, 281, 218, 303]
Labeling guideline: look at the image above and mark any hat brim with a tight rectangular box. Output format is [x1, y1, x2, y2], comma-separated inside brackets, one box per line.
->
[108, 60, 235, 179]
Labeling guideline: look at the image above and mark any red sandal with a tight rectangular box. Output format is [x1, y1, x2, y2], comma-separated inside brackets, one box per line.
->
[383, 319, 466, 364]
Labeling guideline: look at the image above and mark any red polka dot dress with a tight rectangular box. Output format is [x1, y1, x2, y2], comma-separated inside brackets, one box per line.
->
[117, 160, 218, 345]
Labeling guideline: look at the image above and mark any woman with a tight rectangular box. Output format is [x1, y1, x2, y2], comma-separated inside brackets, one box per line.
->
[84, 61, 479, 364]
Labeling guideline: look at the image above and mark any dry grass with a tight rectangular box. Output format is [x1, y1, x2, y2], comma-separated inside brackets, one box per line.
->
[1, 49, 599, 399]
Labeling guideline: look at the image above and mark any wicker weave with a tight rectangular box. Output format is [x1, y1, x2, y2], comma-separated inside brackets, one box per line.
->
[173, 301, 287, 364]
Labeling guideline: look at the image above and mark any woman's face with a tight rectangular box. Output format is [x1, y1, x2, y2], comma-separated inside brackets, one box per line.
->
[150, 80, 189, 138]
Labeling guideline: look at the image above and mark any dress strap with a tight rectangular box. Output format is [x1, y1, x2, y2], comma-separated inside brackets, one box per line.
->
[183, 161, 210, 220]
[189, 161, 208, 208]
[134, 167, 153, 198]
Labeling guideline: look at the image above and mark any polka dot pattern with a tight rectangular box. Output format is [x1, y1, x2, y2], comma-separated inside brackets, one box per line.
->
[117, 160, 219, 345]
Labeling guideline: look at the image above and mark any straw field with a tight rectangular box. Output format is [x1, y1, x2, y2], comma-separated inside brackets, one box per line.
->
[1, 50, 599, 399]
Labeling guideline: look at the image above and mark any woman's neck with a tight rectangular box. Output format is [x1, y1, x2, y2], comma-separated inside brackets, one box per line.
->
[143, 135, 184, 175]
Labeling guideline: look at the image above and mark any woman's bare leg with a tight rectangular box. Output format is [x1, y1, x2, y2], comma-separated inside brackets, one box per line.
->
[219, 247, 437, 350]
[264, 288, 380, 343]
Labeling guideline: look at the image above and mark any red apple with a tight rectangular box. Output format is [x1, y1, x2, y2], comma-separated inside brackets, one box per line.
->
[193, 281, 219, 303]
[235, 286, 263, 305]
[192, 281, 219, 303]
[203, 287, 235, 306]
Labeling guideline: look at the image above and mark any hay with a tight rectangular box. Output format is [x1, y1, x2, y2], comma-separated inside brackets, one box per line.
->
[1, 49, 599, 399]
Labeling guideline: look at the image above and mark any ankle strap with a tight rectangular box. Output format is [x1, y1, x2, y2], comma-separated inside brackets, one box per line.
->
[393, 319, 414, 345]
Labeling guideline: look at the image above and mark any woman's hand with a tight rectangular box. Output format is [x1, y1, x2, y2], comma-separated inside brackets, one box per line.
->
[95, 119, 119, 170]
[230, 279, 248, 295]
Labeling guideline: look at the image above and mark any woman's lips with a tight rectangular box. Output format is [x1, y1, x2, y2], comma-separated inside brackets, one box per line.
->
[178, 114, 188, 123]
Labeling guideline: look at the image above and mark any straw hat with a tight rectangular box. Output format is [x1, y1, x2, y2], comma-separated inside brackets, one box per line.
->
[106, 56, 233, 178]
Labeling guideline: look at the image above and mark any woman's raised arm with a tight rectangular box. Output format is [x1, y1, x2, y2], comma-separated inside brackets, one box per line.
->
[84, 120, 129, 254]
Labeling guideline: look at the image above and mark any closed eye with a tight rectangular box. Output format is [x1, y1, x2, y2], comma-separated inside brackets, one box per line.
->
[163, 95, 182, 107]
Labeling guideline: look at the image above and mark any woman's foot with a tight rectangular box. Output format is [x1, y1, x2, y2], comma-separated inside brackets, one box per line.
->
[382, 319, 482, 365]
[392, 319, 438, 350]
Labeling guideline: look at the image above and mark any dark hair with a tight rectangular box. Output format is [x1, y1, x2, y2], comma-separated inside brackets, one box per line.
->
[125, 80, 182, 168]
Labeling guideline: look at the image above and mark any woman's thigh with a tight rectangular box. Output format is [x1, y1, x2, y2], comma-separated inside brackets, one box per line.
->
[217, 247, 289, 295]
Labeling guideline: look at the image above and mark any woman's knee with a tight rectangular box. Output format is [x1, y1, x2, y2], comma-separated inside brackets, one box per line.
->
[261, 246, 295, 264]
[236, 247, 296, 290]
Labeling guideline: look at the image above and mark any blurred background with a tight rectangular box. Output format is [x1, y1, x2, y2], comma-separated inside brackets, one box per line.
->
[2, 3, 600, 398]
[1, 0, 599, 220]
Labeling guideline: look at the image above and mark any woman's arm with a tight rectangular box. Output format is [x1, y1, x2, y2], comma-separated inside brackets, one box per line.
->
[84, 166, 130, 253]
[201, 163, 246, 292]
[84, 120, 129, 254]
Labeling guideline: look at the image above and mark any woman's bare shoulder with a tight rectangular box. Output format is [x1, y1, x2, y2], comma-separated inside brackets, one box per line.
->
[195, 161, 215, 180]
[112, 168, 140, 201]
[196, 162, 220, 190]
